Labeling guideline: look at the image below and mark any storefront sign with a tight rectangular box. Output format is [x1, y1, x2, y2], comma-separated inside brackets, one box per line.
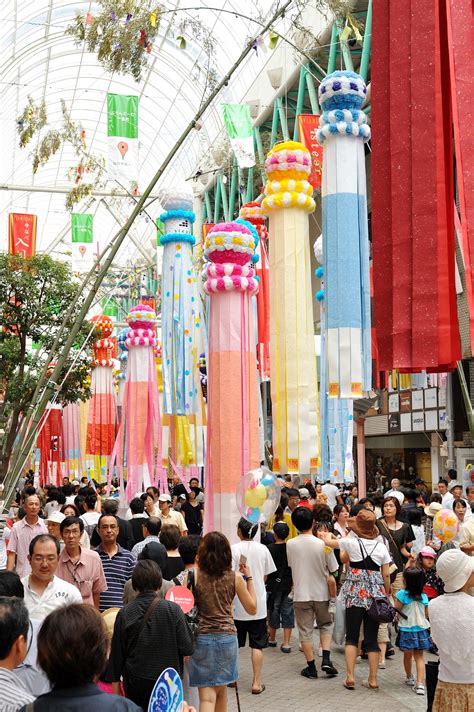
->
[400, 391, 412, 412]
[388, 393, 399, 413]
[412, 412, 425, 431]
[388, 413, 401, 433]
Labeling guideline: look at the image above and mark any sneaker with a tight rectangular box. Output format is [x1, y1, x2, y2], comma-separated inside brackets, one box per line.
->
[378, 660, 386, 669]
[301, 666, 318, 679]
[355, 656, 362, 665]
[321, 662, 338, 677]
[385, 646, 395, 658]
[414, 684, 425, 696]
[405, 676, 415, 687]
[280, 645, 291, 654]
[268, 641, 277, 648]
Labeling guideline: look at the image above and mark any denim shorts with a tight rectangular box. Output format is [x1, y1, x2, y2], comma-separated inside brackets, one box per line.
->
[268, 591, 295, 629]
[188, 634, 238, 688]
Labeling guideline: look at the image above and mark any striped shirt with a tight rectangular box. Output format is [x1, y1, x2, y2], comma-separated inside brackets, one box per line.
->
[96, 544, 136, 612]
[0, 666, 35, 711]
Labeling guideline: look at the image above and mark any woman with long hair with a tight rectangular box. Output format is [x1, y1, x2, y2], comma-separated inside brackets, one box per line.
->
[189, 531, 257, 712]
[180, 488, 204, 535]
[377, 496, 415, 594]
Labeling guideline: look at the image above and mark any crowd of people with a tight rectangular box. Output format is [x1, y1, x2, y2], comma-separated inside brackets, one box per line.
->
[0, 468, 473, 711]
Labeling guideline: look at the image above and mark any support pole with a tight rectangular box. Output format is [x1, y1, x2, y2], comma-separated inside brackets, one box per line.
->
[356, 419, 366, 497]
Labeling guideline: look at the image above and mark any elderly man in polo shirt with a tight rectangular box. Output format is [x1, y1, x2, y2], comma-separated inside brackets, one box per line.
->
[56, 516, 107, 609]
[7, 494, 47, 577]
[157, 494, 188, 535]
[95, 514, 136, 612]
[21, 534, 82, 622]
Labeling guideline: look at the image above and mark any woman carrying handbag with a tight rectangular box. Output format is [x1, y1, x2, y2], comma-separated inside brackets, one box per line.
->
[320, 509, 392, 691]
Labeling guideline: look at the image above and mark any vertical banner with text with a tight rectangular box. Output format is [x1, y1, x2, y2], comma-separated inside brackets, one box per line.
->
[107, 93, 139, 183]
[297, 114, 323, 189]
[8, 213, 37, 257]
[71, 213, 94, 273]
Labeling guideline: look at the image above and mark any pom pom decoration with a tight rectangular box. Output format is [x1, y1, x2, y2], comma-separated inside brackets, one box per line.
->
[316, 267, 324, 279]
[432, 508, 459, 543]
[316, 290, 325, 301]
[236, 467, 281, 525]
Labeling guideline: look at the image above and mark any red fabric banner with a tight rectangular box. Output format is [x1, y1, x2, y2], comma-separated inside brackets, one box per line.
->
[297, 115, 322, 189]
[8, 213, 37, 257]
[371, 0, 461, 372]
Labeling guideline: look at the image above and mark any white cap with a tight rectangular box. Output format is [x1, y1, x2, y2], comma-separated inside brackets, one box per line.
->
[47, 511, 65, 524]
[299, 488, 310, 499]
[158, 494, 172, 503]
[385, 490, 404, 505]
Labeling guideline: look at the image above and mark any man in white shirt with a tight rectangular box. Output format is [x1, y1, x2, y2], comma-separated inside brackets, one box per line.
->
[384, 477, 401, 499]
[80, 493, 102, 538]
[286, 507, 339, 679]
[21, 534, 82, 622]
[437, 479, 454, 509]
[321, 481, 343, 511]
[232, 518, 276, 695]
[157, 494, 188, 535]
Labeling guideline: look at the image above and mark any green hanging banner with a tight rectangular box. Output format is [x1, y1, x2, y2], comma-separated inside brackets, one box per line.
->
[102, 299, 118, 318]
[107, 93, 139, 182]
[222, 103, 255, 169]
[71, 213, 93, 243]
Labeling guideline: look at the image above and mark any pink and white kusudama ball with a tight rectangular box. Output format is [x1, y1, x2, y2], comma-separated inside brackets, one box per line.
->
[236, 467, 281, 525]
[432, 508, 459, 543]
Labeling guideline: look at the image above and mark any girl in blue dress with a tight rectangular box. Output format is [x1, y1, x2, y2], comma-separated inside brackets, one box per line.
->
[394, 567, 430, 696]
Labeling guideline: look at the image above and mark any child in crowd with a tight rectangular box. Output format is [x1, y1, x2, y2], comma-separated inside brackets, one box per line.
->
[394, 568, 431, 696]
[416, 546, 444, 599]
[405, 508, 425, 556]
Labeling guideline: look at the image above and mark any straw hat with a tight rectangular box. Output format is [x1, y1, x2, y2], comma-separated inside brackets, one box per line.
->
[101, 607, 120, 637]
[424, 501, 443, 518]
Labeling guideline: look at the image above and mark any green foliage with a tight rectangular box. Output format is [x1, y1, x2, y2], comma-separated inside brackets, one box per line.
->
[17, 96, 47, 148]
[66, 1, 163, 82]
[0, 255, 95, 462]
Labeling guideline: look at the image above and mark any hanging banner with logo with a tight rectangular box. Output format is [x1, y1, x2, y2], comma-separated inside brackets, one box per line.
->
[297, 114, 323, 189]
[8, 213, 37, 257]
[71, 213, 94, 273]
[222, 104, 255, 168]
[107, 93, 139, 182]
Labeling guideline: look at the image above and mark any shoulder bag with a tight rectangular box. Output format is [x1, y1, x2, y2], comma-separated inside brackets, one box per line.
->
[379, 519, 402, 582]
[357, 540, 403, 625]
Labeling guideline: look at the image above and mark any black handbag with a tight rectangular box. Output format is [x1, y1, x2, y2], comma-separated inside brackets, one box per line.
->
[357, 540, 406, 624]
[426, 660, 439, 712]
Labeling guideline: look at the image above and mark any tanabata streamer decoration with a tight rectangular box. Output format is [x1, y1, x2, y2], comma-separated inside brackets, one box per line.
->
[36, 404, 63, 486]
[116, 328, 129, 418]
[317, 71, 372, 399]
[371, 2, 461, 369]
[203, 220, 260, 542]
[85, 315, 117, 481]
[432, 508, 459, 543]
[109, 304, 163, 499]
[262, 141, 320, 474]
[62, 402, 84, 480]
[159, 192, 206, 472]
[314, 240, 354, 484]
[239, 202, 270, 380]
[236, 467, 281, 524]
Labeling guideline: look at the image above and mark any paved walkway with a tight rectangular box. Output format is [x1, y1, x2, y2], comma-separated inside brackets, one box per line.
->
[227, 633, 430, 712]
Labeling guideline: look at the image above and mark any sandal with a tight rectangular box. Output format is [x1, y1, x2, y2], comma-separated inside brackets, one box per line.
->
[251, 684, 266, 695]
[343, 680, 355, 690]
[361, 679, 379, 691]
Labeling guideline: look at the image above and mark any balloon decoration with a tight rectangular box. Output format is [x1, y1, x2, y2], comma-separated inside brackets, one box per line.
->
[433, 508, 459, 543]
[236, 467, 281, 524]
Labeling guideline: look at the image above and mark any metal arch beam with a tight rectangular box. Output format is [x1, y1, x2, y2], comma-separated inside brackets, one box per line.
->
[101, 199, 153, 263]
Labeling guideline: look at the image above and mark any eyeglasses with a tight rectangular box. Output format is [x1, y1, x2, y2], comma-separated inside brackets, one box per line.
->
[63, 529, 81, 537]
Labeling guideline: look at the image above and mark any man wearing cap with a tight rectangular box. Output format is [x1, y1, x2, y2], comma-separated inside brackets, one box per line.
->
[46, 511, 65, 551]
[414, 479, 429, 504]
[428, 549, 474, 710]
[297, 488, 313, 510]
[156, 494, 188, 536]
[56, 516, 107, 608]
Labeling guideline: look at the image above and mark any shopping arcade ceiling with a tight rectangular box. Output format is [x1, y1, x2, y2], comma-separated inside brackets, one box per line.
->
[0, 0, 292, 269]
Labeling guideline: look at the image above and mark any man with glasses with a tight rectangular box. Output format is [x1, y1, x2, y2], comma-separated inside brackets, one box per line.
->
[21, 534, 82, 622]
[56, 516, 107, 609]
[95, 514, 136, 612]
